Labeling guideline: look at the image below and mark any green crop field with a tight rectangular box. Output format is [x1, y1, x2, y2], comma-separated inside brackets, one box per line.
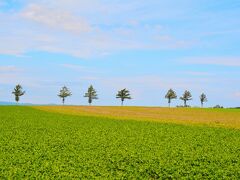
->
[0, 106, 240, 179]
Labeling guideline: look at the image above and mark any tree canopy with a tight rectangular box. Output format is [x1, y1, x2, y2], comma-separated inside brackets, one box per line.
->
[84, 85, 98, 105]
[180, 90, 192, 107]
[200, 93, 207, 107]
[165, 89, 177, 107]
[12, 84, 25, 103]
[116, 88, 131, 106]
[58, 86, 72, 105]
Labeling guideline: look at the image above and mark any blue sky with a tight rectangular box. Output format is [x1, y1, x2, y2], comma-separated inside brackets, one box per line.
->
[0, 0, 240, 107]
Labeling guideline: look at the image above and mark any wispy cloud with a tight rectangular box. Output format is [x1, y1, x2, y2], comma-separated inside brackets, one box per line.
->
[234, 92, 240, 98]
[21, 4, 92, 34]
[60, 64, 99, 73]
[182, 57, 240, 66]
[0, 1, 193, 58]
[61, 64, 87, 71]
[182, 71, 213, 76]
[99, 75, 210, 92]
[0, 65, 23, 72]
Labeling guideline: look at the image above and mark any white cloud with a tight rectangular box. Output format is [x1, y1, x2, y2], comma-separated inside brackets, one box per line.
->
[21, 4, 92, 34]
[61, 64, 99, 73]
[182, 71, 213, 76]
[61, 64, 86, 70]
[0, 1, 193, 58]
[234, 92, 240, 98]
[99, 75, 208, 92]
[0, 66, 22, 72]
[0, 66, 26, 86]
[182, 57, 240, 66]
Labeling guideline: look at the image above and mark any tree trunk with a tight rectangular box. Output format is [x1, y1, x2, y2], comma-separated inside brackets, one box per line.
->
[62, 98, 65, 105]
[184, 100, 187, 107]
[89, 97, 92, 106]
[121, 100, 123, 106]
[15, 96, 19, 105]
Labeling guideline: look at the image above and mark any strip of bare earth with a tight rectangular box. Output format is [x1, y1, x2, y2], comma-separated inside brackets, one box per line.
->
[33, 106, 240, 129]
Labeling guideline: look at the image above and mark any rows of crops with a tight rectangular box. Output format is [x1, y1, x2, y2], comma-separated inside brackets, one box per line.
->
[0, 106, 239, 178]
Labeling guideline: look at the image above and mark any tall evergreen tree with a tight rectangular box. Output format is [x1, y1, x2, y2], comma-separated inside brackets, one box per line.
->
[12, 84, 25, 104]
[165, 89, 177, 107]
[84, 85, 98, 105]
[180, 90, 192, 107]
[58, 86, 72, 105]
[200, 93, 207, 108]
[116, 88, 131, 106]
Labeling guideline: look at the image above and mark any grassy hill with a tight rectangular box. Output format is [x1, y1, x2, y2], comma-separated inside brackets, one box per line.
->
[0, 106, 239, 178]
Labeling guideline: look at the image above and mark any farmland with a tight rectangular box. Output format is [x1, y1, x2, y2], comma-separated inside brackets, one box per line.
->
[35, 106, 240, 129]
[0, 106, 240, 178]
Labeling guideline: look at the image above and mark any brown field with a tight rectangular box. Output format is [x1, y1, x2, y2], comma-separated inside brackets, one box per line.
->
[33, 106, 240, 129]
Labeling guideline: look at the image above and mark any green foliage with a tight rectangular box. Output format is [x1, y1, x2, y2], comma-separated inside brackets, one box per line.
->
[84, 85, 98, 105]
[12, 84, 25, 103]
[116, 88, 131, 106]
[0, 107, 239, 179]
[180, 90, 192, 107]
[213, 105, 224, 109]
[200, 93, 208, 107]
[58, 86, 72, 105]
[165, 89, 177, 107]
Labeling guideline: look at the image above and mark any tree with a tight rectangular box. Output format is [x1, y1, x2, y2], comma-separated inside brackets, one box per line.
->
[180, 90, 192, 107]
[116, 88, 131, 106]
[58, 86, 72, 105]
[200, 93, 207, 108]
[165, 89, 177, 107]
[213, 105, 223, 109]
[12, 84, 25, 104]
[84, 85, 98, 105]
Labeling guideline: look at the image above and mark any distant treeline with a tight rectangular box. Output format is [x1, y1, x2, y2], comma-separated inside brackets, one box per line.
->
[6, 84, 226, 108]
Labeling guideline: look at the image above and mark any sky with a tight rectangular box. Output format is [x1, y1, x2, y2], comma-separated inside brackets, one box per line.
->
[0, 0, 240, 107]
